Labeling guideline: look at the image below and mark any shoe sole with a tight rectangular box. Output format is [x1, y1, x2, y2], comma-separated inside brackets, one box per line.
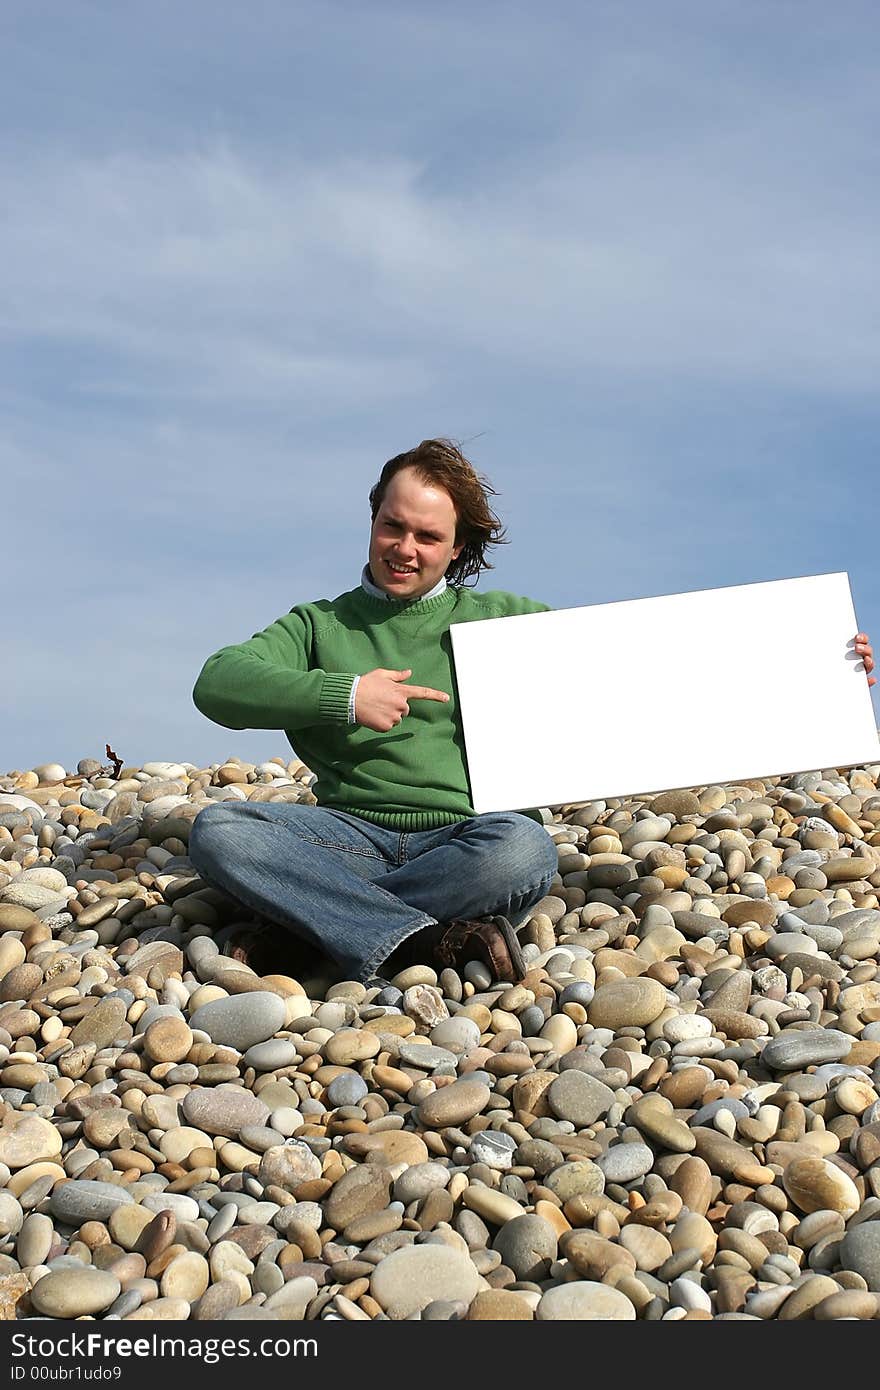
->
[493, 916, 526, 980]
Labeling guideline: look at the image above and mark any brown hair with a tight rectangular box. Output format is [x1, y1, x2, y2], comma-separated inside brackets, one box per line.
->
[369, 438, 507, 586]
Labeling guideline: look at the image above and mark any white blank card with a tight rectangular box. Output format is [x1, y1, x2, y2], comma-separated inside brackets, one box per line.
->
[450, 572, 880, 812]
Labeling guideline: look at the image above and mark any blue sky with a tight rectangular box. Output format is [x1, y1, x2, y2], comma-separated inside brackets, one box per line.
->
[4, 1, 879, 773]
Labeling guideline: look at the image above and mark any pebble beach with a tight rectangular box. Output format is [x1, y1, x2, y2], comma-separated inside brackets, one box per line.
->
[2, 753, 880, 1323]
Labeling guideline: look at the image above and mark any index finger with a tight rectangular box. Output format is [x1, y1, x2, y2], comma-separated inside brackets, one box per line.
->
[399, 685, 450, 703]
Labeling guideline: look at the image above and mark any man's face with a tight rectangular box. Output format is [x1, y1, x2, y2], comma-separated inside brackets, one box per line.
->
[368, 466, 463, 600]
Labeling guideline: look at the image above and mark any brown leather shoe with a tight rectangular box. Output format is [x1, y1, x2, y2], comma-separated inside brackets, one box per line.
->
[431, 915, 526, 983]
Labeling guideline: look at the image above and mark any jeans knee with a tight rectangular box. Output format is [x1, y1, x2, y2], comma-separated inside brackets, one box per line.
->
[189, 803, 241, 866]
[477, 813, 557, 890]
[509, 813, 556, 864]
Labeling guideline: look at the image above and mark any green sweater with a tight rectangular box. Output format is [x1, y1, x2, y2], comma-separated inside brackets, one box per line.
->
[193, 584, 548, 831]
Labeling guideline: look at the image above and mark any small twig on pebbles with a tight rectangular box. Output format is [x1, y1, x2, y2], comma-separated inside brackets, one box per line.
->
[104, 743, 123, 778]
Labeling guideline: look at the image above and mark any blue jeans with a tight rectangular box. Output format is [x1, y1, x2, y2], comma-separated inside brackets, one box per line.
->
[188, 803, 557, 982]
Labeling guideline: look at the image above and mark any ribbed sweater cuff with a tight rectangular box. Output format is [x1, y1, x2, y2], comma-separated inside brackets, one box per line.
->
[318, 672, 357, 724]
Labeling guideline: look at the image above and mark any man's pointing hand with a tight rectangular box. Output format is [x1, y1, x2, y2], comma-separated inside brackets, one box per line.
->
[355, 668, 450, 731]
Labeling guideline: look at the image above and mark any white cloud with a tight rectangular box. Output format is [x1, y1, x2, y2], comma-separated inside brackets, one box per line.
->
[2, 117, 878, 409]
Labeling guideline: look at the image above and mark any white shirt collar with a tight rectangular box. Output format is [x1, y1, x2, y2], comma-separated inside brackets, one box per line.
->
[361, 564, 448, 603]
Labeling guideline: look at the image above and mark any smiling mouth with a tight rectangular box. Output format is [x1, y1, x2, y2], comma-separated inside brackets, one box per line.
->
[386, 560, 418, 575]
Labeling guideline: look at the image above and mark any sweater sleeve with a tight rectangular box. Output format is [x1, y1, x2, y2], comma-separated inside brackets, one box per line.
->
[483, 592, 552, 618]
[192, 609, 356, 732]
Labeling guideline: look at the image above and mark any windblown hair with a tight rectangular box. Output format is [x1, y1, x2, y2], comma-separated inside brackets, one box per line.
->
[369, 438, 507, 586]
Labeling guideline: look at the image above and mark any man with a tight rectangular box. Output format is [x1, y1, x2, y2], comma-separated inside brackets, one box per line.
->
[189, 439, 559, 985]
[190, 439, 878, 985]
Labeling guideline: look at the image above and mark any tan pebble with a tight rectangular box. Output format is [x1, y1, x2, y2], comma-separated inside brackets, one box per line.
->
[628, 1095, 696, 1153]
[594, 949, 646, 978]
[146, 1243, 185, 1280]
[210, 1242, 254, 1281]
[835, 1076, 877, 1115]
[219, 1270, 253, 1306]
[461, 1183, 525, 1225]
[390, 965, 438, 990]
[453, 1002, 490, 1032]
[766, 875, 796, 899]
[0, 1010, 40, 1043]
[187, 1147, 216, 1170]
[618, 1225, 672, 1272]
[814, 1289, 880, 1320]
[40, 1015, 64, 1043]
[468, 1289, 534, 1319]
[0, 962, 43, 1002]
[6, 1162, 65, 1198]
[824, 854, 873, 880]
[777, 1274, 843, 1320]
[110, 1149, 154, 1175]
[538, 1013, 578, 1053]
[79, 1221, 112, 1250]
[594, 1209, 620, 1240]
[0, 937, 27, 974]
[417, 1079, 490, 1129]
[137, 1212, 177, 1263]
[563, 1193, 629, 1226]
[497, 985, 533, 1011]
[143, 1017, 193, 1064]
[344, 1208, 402, 1242]
[782, 1156, 861, 1218]
[490, 1008, 521, 1033]
[839, 981, 880, 1012]
[370, 1064, 412, 1094]
[322, 1150, 346, 1180]
[361, 1014, 415, 1037]
[159, 1127, 212, 1164]
[701, 1008, 767, 1039]
[58, 1044, 98, 1080]
[720, 899, 777, 928]
[323, 1029, 380, 1065]
[484, 1052, 533, 1078]
[670, 1211, 717, 1263]
[846, 1041, 880, 1067]
[533, 1200, 570, 1238]
[634, 925, 688, 967]
[626, 1192, 683, 1227]
[83, 1111, 135, 1149]
[346, 1131, 429, 1167]
[512, 1071, 556, 1118]
[560, 1231, 636, 1280]
[612, 1272, 654, 1314]
[141, 1095, 181, 1130]
[354, 1293, 382, 1318]
[261, 974, 305, 1002]
[448, 1173, 468, 1204]
[588, 834, 623, 853]
[718, 1228, 778, 1271]
[660, 1068, 714, 1109]
[217, 764, 248, 784]
[97, 1185, 143, 1247]
[692, 1128, 774, 1185]
[0, 1114, 62, 1168]
[333, 1293, 370, 1320]
[187, 985, 228, 1010]
[122, 1297, 192, 1321]
[215, 1141, 259, 1174]
[106, 1252, 148, 1289]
